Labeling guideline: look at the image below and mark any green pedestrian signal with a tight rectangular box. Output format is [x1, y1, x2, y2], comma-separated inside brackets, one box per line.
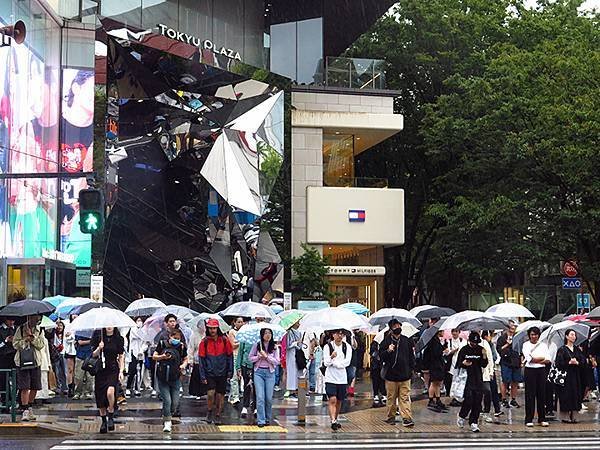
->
[79, 189, 104, 234]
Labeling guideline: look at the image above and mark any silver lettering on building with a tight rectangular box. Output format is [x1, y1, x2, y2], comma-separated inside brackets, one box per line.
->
[157, 24, 242, 61]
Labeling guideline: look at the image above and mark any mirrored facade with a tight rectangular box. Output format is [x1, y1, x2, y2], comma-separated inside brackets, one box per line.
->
[97, 21, 289, 311]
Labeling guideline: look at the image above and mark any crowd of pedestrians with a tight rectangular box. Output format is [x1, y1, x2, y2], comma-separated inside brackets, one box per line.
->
[1, 311, 600, 434]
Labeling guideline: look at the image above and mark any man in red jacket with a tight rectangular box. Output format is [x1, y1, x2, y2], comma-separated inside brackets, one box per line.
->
[199, 319, 233, 424]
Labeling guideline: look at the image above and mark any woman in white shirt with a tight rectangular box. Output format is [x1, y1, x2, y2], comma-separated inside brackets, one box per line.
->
[522, 326, 550, 427]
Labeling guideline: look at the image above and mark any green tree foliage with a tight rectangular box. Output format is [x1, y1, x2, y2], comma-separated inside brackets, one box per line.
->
[290, 243, 331, 299]
[349, 0, 600, 306]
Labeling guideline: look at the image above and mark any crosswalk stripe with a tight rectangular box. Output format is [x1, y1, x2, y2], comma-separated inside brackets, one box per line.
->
[52, 437, 600, 450]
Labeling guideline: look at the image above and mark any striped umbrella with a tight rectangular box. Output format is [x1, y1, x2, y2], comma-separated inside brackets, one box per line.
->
[339, 302, 369, 315]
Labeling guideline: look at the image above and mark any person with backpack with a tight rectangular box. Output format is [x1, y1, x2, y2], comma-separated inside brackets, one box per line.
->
[12, 315, 44, 421]
[153, 328, 187, 433]
[249, 327, 280, 427]
[369, 338, 386, 407]
[198, 318, 233, 424]
[322, 329, 352, 430]
[379, 319, 415, 427]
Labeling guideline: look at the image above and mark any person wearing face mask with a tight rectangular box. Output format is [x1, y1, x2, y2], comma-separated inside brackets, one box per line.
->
[153, 329, 188, 433]
[126, 317, 148, 398]
[379, 319, 415, 427]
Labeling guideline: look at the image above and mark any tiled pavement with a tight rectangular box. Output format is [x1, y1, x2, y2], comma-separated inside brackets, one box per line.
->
[3, 388, 600, 436]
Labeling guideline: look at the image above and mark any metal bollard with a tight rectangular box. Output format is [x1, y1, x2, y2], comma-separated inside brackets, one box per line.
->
[297, 376, 307, 425]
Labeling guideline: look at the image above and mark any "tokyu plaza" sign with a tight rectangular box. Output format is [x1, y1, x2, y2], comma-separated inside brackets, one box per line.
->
[157, 24, 242, 61]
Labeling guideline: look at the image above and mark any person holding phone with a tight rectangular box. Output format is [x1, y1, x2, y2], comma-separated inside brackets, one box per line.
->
[153, 329, 187, 432]
[249, 327, 280, 427]
[496, 321, 522, 408]
[456, 332, 488, 432]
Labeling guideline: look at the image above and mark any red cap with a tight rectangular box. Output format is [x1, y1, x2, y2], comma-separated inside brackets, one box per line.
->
[206, 318, 220, 328]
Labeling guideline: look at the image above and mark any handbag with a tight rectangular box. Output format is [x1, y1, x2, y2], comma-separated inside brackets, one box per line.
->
[82, 354, 102, 376]
[295, 333, 308, 371]
[18, 346, 37, 370]
[547, 365, 567, 386]
[450, 368, 468, 401]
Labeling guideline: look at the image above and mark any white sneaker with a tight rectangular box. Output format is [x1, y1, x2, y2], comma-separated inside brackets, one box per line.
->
[241, 407, 248, 418]
[526, 422, 534, 427]
[151, 390, 157, 398]
[163, 420, 172, 433]
[381, 396, 387, 405]
[125, 389, 131, 398]
[485, 415, 493, 423]
[21, 409, 30, 422]
[580, 403, 588, 411]
[457, 416, 465, 428]
[470, 423, 480, 433]
[540, 421, 549, 427]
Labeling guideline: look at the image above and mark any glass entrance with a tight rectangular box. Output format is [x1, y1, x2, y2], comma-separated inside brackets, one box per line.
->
[328, 276, 379, 314]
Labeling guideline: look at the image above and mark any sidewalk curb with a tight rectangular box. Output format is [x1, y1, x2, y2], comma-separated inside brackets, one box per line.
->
[0, 422, 75, 437]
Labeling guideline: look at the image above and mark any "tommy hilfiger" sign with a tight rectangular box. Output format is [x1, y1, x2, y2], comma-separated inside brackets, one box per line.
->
[157, 24, 242, 61]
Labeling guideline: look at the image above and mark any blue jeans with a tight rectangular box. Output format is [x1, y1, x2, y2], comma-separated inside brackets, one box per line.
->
[254, 368, 275, 425]
[158, 378, 181, 420]
[274, 365, 282, 387]
[52, 356, 67, 393]
[308, 359, 316, 391]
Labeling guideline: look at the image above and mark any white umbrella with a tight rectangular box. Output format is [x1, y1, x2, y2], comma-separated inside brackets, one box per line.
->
[67, 307, 137, 332]
[299, 307, 367, 332]
[368, 308, 421, 328]
[512, 320, 551, 352]
[125, 298, 166, 318]
[374, 322, 419, 344]
[155, 305, 199, 322]
[440, 310, 508, 331]
[219, 301, 276, 321]
[486, 303, 535, 319]
[187, 313, 231, 334]
[141, 313, 193, 344]
[539, 320, 590, 348]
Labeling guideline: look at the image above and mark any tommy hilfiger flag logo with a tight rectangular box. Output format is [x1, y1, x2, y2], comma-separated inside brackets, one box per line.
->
[348, 210, 366, 222]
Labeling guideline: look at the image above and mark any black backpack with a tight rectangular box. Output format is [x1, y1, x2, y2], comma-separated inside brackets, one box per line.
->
[156, 346, 181, 383]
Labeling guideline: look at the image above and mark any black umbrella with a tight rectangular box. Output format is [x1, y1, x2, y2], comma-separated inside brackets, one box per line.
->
[70, 302, 115, 316]
[415, 307, 456, 321]
[0, 299, 54, 317]
[415, 319, 445, 353]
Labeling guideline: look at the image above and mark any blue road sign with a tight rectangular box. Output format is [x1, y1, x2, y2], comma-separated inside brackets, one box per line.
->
[577, 293, 591, 309]
[562, 278, 582, 289]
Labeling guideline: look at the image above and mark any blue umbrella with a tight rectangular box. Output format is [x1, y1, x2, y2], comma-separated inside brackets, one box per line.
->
[42, 295, 70, 308]
[235, 322, 286, 345]
[339, 302, 369, 316]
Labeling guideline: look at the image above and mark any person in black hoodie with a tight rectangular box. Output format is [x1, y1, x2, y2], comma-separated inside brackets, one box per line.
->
[370, 338, 386, 407]
[423, 329, 448, 413]
[379, 319, 415, 427]
[456, 331, 488, 433]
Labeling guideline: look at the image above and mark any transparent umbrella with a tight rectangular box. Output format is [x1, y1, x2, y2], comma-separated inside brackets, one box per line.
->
[219, 301, 276, 321]
[299, 307, 368, 332]
[512, 320, 551, 352]
[67, 307, 137, 332]
[486, 303, 535, 319]
[368, 308, 421, 328]
[125, 298, 167, 318]
[187, 313, 230, 334]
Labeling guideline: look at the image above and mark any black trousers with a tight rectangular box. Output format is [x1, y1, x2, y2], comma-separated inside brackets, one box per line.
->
[483, 377, 501, 414]
[126, 356, 143, 391]
[459, 388, 483, 424]
[371, 367, 386, 397]
[524, 367, 546, 423]
[241, 366, 255, 409]
[544, 365, 556, 413]
[444, 371, 453, 396]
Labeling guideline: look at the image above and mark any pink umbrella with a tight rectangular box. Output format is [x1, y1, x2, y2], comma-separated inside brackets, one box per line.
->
[442, 329, 469, 340]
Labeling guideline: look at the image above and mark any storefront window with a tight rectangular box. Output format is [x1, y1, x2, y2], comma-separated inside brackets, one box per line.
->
[323, 133, 354, 187]
[7, 265, 44, 302]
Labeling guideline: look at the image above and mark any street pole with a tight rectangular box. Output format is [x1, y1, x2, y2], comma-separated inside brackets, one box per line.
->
[297, 375, 307, 426]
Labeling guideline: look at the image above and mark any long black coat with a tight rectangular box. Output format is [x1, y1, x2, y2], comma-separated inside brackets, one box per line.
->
[555, 345, 585, 413]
